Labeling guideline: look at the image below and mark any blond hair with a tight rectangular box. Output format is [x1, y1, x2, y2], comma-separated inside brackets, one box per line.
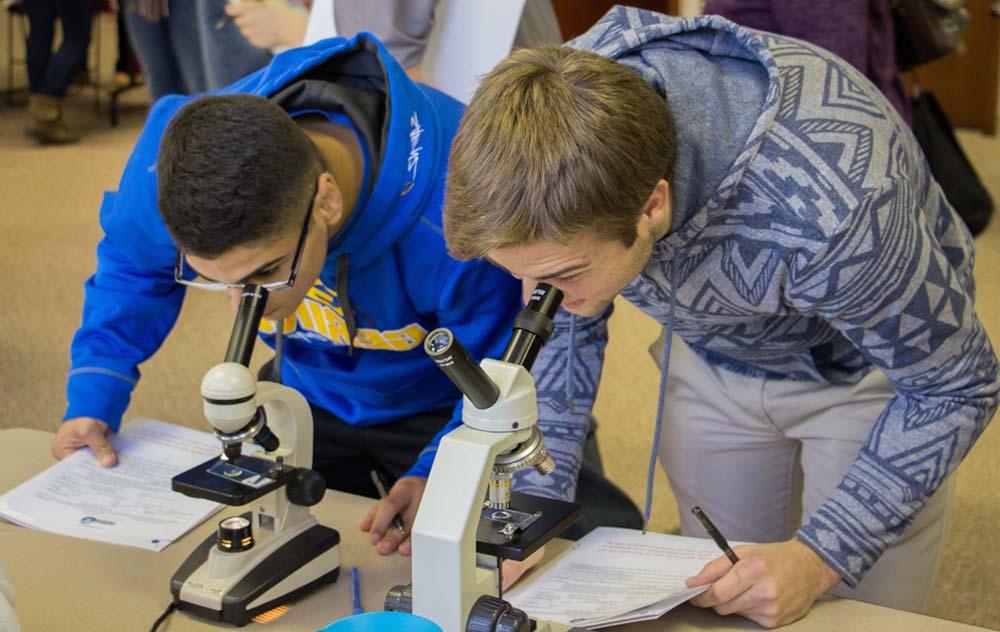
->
[443, 45, 676, 260]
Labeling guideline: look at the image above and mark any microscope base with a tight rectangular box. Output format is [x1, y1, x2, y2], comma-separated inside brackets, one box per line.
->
[171, 519, 341, 627]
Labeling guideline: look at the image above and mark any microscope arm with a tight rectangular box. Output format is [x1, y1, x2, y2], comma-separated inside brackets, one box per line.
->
[413, 424, 532, 631]
[254, 382, 313, 470]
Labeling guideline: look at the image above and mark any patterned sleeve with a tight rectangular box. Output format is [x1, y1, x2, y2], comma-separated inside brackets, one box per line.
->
[512, 307, 611, 502]
[788, 181, 1000, 586]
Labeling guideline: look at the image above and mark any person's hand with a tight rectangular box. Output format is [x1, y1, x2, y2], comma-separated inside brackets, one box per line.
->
[686, 538, 841, 628]
[501, 546, 546, 590]
[226, 0, 308, 50]
[358, 476, 426, 556]
[51, 417, 118, 467]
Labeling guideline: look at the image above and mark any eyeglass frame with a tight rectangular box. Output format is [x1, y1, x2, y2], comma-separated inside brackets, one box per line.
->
[173, 186, 316, 293]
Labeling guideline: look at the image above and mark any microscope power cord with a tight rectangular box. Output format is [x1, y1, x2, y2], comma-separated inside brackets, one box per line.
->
[149, 602, 177, 632]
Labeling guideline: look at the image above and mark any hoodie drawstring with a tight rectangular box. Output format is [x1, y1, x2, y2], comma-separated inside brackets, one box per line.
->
[273, 328, 284, 384]
[566, 315, 577, 413]
[336, 253, 357, 355]
[642, 260, 679, 532]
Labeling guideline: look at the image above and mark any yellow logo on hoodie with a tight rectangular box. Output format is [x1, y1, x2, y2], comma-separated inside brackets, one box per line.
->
[258, 280, 427, 351]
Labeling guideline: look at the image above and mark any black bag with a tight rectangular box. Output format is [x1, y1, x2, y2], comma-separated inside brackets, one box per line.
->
[911, 90, 993, 236]
[893, 0, 969, 71]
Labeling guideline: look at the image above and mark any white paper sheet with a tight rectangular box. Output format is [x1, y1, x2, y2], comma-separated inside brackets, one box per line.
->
[505, 527, 723, 629]
[0, 419, 226, 551]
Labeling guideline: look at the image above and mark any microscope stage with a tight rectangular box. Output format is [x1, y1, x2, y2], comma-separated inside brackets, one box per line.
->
[173, 455, 294, 505]
[475, 492, 581, 561]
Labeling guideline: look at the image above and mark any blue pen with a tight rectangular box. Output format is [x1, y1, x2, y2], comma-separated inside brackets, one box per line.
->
[351, 566, 363, 615]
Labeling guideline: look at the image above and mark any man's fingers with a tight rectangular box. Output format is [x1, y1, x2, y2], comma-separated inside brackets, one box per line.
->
[686, 554, 734, 588]
[88, 434, 118, 468]
[401, 496, 420, 531]
[711, 580, 764, 617]
[368, 496, 405, 543]
[52, 421, 90, 459]
[376, 526, 408, 555]
[358, 505, 377, 532]
[690, 561, 753, 608]
[387, 487, 421, 556]
[398, 537, 412, 556]
[361, 478, 424, 556]
[52, 418, 114, 463]
[51, 435, 81, 459]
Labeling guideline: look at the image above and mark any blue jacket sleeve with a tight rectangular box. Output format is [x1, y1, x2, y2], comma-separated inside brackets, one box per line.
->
[403, 259, 521, 478]
[791, 182, 1000, 586]
[512, 306, 611, 502]
[64, 100, 188, 431]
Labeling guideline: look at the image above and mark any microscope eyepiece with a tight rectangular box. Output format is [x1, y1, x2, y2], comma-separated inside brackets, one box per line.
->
[423, 284, 565, 407]
[425, 328, 500, 409]
[501, 283, 563, 371]
[425, 329, 454, 355]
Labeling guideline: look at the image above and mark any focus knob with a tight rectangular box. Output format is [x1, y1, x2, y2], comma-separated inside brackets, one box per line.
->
[286, 468, 326, 506]
[384, 583, 413, 613]
[466, 595, 531, 632]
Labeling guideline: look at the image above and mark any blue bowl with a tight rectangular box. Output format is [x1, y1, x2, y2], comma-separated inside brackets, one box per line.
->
[318, 612, 442, 632]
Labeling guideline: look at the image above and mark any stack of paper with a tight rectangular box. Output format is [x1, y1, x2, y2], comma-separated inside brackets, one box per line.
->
[505, 527, 723, 629]
[0, 418, 227, 551]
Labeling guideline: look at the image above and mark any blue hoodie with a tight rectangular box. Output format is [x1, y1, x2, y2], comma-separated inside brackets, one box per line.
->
[66, 34, 521, 479]
[515, 8, 998, 587]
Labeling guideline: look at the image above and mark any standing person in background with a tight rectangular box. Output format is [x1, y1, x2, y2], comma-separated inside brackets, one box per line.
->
[23, 0, 93, 144]
[113, 9, 143, 89]
[195, 0, 290, 90]
[703, 0, 912, 124]
[221, 0, 561, 84]
[121, 0, 206, 101]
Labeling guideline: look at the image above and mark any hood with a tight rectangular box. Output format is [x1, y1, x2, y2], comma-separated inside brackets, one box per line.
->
[223, 32, 452, 269]
[568, 7, 780, 241]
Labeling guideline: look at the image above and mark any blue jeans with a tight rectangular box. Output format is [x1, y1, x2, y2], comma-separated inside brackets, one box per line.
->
[195, 0, 272, 90]
[23, 0, 93, 97]
[123, 0, 206, 101]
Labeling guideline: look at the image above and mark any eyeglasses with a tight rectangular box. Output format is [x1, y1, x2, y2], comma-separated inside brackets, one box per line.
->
[174, 188, 315, 293]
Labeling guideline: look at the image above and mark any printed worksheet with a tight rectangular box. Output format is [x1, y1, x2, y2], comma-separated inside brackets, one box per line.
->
[0, 418, 225, 551]
[506, 527, 723, 628]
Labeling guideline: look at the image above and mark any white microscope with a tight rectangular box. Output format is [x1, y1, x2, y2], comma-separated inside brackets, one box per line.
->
[386, 284, 585, 632]
[170, 285, 341, 626]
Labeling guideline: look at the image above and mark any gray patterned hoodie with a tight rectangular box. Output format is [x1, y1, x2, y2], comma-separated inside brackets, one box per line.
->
[514, 7, 999, 586]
